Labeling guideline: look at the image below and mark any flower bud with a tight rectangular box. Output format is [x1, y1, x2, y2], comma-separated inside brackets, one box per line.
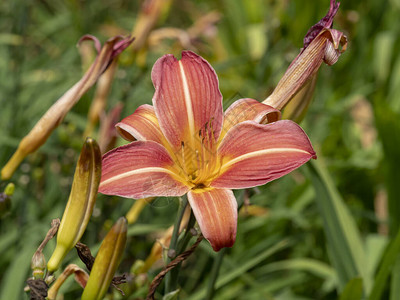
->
[131, 0, 173, 52]
[126, 197, 154, 224]
[81, 217, 127, 300]
[1, 35, 133, 180]
[31, 251, 46, 279]
[47, 138, 101, 273]
[263, 0, 347, 111]
[282, 74, 317, 123]
[0, 183, 14, 217]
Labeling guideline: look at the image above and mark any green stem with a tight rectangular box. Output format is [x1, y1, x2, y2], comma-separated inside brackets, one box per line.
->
[168, 210, 196, 291]
[203, 190, 245, 299]
[164, 195, 188, 294]
[205, 248, 227, 300]
[177, 210, 196, 253]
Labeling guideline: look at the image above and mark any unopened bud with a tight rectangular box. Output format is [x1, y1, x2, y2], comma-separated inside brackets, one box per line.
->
[31, 251, 46, 279]
[1, 35, 133, 180]
[190, 228, 198, 236]
[167, 249, 176, 259]
[263, 0, 347, 111]
[0, 183, 14, 217]
[81, 217, 127, 300]
[4, 183, 15, 196]
[282, 74, 317, 123]
[47, 138, 101, 273]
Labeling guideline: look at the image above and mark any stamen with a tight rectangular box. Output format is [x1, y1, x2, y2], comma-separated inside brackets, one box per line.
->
[179, 141, 189, 178]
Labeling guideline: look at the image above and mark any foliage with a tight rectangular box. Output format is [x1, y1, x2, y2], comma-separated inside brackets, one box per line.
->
[1, 0, 399, 299]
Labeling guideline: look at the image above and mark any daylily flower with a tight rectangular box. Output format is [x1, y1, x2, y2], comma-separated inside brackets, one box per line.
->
[99, 51, 316, 251]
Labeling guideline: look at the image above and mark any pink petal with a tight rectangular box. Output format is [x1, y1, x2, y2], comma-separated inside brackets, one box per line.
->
[99, 141, 189, 198]
[151, 51, 223, 151]
[220, 98, 281, 141]
[211, 120, 316, 189]
[115, 104, 166, 145]
[188, 189, 237, 251]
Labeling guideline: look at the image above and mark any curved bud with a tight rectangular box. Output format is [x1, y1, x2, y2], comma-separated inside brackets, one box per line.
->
[282, 73, 317, 123]
[47, 264, 89, 300]
[263, 0, 347, 111]
[81, 217, 127, 300]
[47, 138, 101, 273]
[1, 35, 133, 180]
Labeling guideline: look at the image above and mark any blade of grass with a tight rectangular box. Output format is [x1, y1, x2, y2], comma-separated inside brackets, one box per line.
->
[308, 160, 371, 293]
[253, 258, 336, 282]
[339, 277, 363, 300]
[369, 229, 400, 300]
[189, 238, 291, 300]
[390, 255, 400, 300]
[374, 100, 400, 236]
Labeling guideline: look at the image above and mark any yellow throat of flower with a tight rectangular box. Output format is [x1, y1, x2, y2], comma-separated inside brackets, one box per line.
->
[173, 122, 221, 190]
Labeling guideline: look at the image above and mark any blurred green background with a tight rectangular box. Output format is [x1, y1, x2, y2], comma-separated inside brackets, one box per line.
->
[1, 0, 400, 299]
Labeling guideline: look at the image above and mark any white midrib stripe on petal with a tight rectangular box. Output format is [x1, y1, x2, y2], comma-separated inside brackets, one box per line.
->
[100, 167, 178, 186]
[179, 61, 195, 142]
[220, 148, 311, 171]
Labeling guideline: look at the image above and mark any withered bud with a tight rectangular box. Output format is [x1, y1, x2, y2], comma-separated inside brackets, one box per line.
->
[263, 0, 347, 111]
[47, 264, 89, 300]
[131, 0, 173, 51]
[1, 35, 133, 180]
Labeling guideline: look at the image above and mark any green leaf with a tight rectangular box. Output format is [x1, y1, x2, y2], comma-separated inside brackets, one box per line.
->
[390, 254, 400, 300]
[374, 100, 400, 236]
[255, 258, 336, 281]
[369, 229, 400, 300]
[162, 289, 180, 300]
[189, 239, 291, 300]
[339, 277, 363, 300]
[308, 160, 371, 293]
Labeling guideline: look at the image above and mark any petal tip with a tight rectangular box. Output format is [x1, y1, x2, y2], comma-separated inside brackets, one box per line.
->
[209, 234, 236, 252]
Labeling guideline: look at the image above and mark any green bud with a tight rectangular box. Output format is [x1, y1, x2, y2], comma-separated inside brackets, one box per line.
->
[81, 217, 127, 300]
[47, 138, 101, 273]
[31, 251, 46, 279]
[4, 183, 15, 196]
[0, 183, 14, 217]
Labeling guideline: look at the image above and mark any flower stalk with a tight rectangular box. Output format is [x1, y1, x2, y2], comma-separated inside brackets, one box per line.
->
[47, 264, 89, 300]
[164, 196, 188, 293]
[47, 138, 102, 273]
[205, 248, 227, 300]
